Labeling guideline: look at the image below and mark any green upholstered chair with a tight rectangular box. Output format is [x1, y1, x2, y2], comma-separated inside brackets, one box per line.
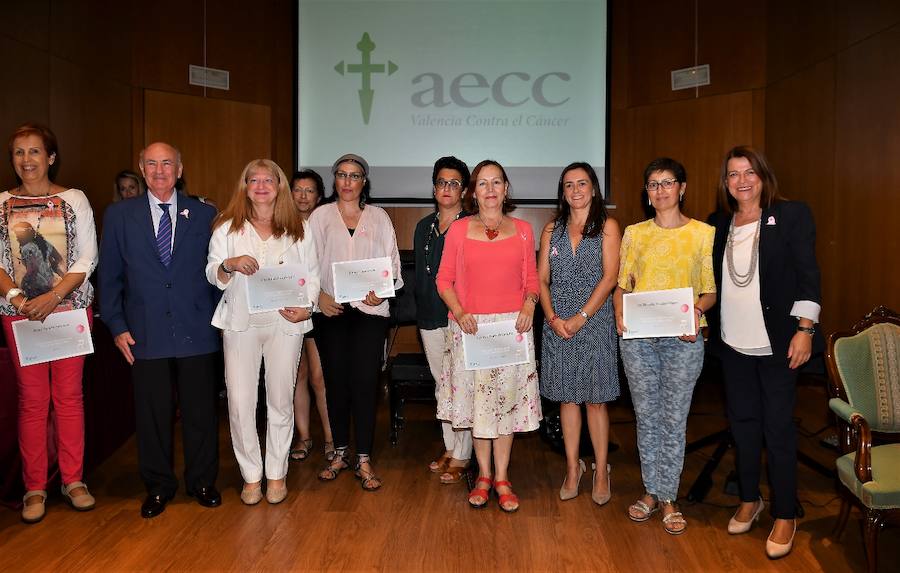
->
[826, 306, 900, 573]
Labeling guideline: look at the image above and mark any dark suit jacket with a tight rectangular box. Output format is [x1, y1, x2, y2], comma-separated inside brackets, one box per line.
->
[98, 193, 220, 360]
[708, 200, 823, 359]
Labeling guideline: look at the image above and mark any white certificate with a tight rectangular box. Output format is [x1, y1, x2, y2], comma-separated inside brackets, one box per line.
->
[462, 320, 530, 370]
[622, 287, 696, 339]
[332, 257, 395, 303]
[245, 263, 311, 313]
[12, 308, 94, 367]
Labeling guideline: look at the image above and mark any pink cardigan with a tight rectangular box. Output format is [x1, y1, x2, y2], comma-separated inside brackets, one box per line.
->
[435, 216, 539, 317]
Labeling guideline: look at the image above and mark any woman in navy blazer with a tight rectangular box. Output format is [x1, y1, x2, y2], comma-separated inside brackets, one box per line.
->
[708, 146, 822, 559]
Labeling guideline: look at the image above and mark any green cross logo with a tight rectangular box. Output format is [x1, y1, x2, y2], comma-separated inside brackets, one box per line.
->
[335, 33, 398, 125]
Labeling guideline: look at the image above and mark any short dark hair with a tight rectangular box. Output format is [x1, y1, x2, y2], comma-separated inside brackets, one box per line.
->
[8, 123, 59, 181]
[464, 159, 516, 214]
[717, 145, 781, 213]
[292, 169, 325, 199]
[431, 156, 470, 189]
[643, 157, 686, 185]
[554, 162, 607, 238]
[642, 157, 687, 214]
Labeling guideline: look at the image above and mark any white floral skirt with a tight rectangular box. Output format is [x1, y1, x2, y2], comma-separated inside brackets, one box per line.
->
[436, 312, 542, 439]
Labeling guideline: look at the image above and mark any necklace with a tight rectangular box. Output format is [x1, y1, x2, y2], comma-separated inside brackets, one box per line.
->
[424, 210, 463, 276]
[478, 213, 502, 240]
[725, 216, 761, 287]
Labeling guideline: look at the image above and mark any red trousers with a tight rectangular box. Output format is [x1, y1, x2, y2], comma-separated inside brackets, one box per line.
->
[1, 308, 92, 491]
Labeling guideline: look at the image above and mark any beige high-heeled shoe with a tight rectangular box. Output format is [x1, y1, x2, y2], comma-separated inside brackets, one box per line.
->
[766, 519, 796, 559]
[559, 459, 586, 501]
[728, 498, 765, 534]
[591, 462, 611, 506]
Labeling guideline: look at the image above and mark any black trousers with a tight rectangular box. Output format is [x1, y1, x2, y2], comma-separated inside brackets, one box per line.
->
[315, 309, 388, 455]
[720, 344, 798, 519]
[132, 352, 219, 496]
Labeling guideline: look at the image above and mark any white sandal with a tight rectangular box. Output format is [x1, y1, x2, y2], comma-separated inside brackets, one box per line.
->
[661, 501, 687, 535]
[628, 496, 659, 522]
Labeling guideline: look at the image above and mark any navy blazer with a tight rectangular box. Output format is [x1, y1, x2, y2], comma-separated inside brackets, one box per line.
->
[98, 193, 220, 360]
[708, 200, 823, 359]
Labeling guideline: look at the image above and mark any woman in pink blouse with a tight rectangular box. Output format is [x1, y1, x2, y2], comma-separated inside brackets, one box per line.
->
[436, 160, 541, 513]
[308, 154, 402, 491]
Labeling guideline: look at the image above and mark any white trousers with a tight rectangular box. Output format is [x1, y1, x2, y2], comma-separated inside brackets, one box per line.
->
[223, 326, 303, 482]
[420, 327, 472, 460]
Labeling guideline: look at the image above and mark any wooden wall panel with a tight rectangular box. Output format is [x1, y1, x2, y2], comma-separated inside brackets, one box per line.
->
[49, 57, 133, 221]
[614, 91, 762, 228]
[765, 59, 837, 334]
[696, 0, 767, 97]
[832, 25, 900, 326]
[626, 0, 696, 107]
[835, 0, 900, 49]
[131, 0, 205, 93]
[625, 1, 766, 107]
[270, 0, 297, 173]
[0, 35, 51, 190]
[144, 90, 272, 208]
[50, 0, 131, 85]
[0, 2, 50, 49]
[766, 0, 837, 83]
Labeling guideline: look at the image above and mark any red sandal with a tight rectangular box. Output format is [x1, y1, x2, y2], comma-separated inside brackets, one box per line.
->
[494, 480, 519, 513]
[468, 477, 493, 508]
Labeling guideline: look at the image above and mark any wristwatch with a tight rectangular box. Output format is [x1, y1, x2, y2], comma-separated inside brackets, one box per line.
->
[219, 261, 233, 275]
[797, 325, 815, 336]
[578, 309, 589, 319]
[5, 288, 23, 303]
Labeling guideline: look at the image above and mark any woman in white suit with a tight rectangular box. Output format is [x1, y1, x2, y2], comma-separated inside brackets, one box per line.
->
[206, 159, 320, 505]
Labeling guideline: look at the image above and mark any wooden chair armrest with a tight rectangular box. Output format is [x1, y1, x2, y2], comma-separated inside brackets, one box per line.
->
[849, 413, 873, 483]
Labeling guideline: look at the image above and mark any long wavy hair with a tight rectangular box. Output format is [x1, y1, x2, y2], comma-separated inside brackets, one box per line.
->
[553, 162, 607, 238]
[214, 159, 304, 241]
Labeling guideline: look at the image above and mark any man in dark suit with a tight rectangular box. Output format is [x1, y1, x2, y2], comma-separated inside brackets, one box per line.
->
[99, 141, 222, 518]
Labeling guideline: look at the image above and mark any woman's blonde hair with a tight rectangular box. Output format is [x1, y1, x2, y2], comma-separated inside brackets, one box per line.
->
[214, 159, 303, 241]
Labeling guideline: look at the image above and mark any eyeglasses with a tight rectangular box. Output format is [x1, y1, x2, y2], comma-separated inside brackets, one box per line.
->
[434, 179, 462, 191]
[335, 171, 365, 183]
[645, 178, 679, 192]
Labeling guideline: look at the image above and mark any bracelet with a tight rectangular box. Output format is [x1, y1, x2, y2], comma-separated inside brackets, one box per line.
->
[16, 297, 28, 312]
[525, 293, 538, 305]
[694, 305, 705, 317]
[578, 309, 589, 319]
[548, 314, 558, 324]
[797, 325, 815, 336]
[51, 290, 63, 302]
[220, 261, 233, 275]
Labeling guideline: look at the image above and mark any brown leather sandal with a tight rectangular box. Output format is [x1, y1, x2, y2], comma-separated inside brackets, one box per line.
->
[439, 463, 469, 485]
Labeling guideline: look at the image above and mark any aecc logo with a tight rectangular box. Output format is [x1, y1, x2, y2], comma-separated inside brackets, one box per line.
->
[335, 33, 572, 123]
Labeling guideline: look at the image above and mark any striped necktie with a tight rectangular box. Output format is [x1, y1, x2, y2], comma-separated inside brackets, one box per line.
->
[157, 203, 172, 267]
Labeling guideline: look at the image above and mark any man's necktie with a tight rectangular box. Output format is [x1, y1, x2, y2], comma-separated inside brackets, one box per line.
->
[157, 203, 172, 267]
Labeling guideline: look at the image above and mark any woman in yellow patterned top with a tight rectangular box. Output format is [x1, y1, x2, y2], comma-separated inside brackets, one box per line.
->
[613, 157, 716, 535]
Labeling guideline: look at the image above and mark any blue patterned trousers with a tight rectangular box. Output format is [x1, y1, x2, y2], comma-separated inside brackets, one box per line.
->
[619, 336, 704, 501]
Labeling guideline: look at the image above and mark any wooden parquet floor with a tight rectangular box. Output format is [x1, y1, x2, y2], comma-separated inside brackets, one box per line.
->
[0, 379, 896, 572]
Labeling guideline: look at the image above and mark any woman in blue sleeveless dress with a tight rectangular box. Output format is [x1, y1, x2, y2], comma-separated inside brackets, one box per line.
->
[538, 162, 621, 504]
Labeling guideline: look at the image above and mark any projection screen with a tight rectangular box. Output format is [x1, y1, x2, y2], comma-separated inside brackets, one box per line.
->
[297, 0, 609, 203]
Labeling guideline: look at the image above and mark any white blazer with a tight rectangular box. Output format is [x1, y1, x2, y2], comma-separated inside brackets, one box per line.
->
[206, 219, 320, 335]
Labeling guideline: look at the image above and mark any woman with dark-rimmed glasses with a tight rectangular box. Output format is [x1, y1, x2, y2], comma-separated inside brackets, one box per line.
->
[414, 156, 471, 484]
